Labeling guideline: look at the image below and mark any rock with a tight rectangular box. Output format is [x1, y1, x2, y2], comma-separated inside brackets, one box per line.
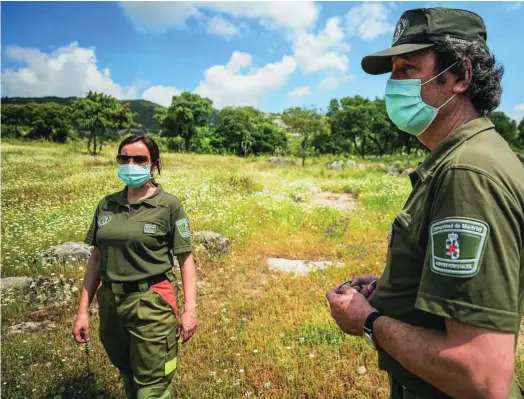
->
[357, 365, 367, 375]
[6, 321, 57, 336]
[401, 168, 415, 177]
[326, 160, 345, 170]
[311, 192, 356, 210]
[0, 277, 32, 290]
[26, 276, 78, 307]
[267, 157, 296, 166]
[387, 164, 401, 176]
[41, 242, 93, 264]
[267, 258, 344, 275]
[346, 160, 358, 168]
[193, 231, 231, 255]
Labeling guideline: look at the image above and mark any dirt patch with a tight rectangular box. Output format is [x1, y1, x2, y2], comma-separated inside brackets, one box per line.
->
[311, 192, 357, 210]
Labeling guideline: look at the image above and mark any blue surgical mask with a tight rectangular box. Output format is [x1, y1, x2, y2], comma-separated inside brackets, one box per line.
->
[385, 62, 458, 136]
[118, 164, 152, 188]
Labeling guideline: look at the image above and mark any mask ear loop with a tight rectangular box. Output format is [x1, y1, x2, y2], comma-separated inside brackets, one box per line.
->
[421, 61, 458, 86]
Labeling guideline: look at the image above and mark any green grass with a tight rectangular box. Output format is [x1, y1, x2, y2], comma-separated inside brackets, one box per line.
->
[1, 140, 521, 398]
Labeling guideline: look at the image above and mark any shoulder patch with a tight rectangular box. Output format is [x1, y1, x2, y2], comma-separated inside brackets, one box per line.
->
[98, 215, 112, 227]
[175, 218, 191, 238]
[430, 218, 489, 278]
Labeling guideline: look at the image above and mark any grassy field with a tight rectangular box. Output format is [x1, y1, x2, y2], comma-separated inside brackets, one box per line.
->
[1, 140, 522, 399]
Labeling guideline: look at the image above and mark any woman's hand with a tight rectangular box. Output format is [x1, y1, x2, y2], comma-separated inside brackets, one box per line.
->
[72, 312, 90, 343]
[177, 310, 197, 343]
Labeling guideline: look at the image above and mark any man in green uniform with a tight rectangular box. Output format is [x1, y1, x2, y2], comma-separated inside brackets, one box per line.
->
[327, 7, 524, 399]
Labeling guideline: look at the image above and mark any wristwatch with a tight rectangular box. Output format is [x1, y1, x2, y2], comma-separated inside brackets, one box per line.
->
[363, 311, 382, 351]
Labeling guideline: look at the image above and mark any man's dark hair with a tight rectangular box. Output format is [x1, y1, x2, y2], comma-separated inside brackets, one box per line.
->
[433, 36, 504, 115]
[118, 134, 162, 175]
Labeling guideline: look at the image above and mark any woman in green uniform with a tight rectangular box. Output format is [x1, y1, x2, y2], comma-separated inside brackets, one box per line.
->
[72, 134, 197, 399]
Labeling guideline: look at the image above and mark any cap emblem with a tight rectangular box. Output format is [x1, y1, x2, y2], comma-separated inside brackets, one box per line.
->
[393, 17, 409, 44]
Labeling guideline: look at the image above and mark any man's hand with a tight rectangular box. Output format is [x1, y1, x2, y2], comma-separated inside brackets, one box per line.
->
[326, 286, 376, 335]
[177, 309, 197, 343]
[342, 275, 379, 303]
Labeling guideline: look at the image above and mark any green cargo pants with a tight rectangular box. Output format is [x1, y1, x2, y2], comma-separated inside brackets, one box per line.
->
[389, 375, 438, 399]
[97, 277, 179, 399]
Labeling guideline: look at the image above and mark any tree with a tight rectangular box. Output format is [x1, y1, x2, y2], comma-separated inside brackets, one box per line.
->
[214, 106, 287, 156]
[282, 107, 328, 166]
[1, 104, 27, 137]
[517, 118, 524, 149]
[24, 103, 73, 142]
[71, 91, 134, 155]
[157, 92, 213, 152]
[490, 111, 518, 145]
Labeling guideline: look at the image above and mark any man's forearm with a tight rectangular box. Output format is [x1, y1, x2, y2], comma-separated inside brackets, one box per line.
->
[374, 316, 489, 399]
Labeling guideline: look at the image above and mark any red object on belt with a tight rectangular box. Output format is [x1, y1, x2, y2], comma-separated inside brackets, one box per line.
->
[150, 280, 179, 319]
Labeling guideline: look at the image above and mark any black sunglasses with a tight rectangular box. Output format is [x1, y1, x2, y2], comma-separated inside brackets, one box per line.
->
[116, 154, 150, 165]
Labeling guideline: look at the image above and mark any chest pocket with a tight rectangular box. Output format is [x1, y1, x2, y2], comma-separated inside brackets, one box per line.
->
[385, 185, 428, 290]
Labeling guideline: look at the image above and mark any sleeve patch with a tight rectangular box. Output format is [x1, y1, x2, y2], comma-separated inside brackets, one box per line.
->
[430, 218, 489, 278]
[175, 218, 191, 238]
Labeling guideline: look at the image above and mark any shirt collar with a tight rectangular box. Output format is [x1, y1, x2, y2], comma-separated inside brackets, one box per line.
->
[110, 183, 165, 207]
[416, 117, 494, 182]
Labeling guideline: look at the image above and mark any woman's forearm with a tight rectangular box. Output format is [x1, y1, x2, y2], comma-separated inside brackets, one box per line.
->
[177, 252, 197, 311]
[77, 247, 101, 314]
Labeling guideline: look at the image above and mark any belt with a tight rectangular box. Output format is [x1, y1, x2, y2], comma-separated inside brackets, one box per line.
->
[103, 273, 169, 295]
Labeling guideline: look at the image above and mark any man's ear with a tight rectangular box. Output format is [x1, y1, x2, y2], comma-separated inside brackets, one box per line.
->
[452, 59, 472, 95]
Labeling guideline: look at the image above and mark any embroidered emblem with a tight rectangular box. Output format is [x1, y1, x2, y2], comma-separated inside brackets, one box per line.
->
[98, 215, 112, 227]
[143, 223, 157, 234]
[175, 218, 191, 238]
[430, 218, 489, 278]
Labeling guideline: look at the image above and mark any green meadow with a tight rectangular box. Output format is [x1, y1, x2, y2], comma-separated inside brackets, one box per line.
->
[1, 140, 523, 398]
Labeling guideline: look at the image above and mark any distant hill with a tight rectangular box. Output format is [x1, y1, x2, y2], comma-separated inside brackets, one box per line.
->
[1, 96, 166, 133]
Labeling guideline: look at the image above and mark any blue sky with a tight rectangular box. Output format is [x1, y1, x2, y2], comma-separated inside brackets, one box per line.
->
[1, 1, 523, 120]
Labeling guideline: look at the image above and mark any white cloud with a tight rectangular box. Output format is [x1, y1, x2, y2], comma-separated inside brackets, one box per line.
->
[512, 103, 524, 121]
[206, 2, 318, 32]
[141, 85, 182, 107]
[194, 51, 297, 109]
[318, 74, 353, 91]
[207, 15, 239, 38]
[1, 43, 138, 99]
[507, 1, 522, 11]
[119, 2, 200, 34]
[288, 86, 311, 98]
[346, 2, 393, 41]
[292, 17, 349, 73]
[119, 1, 318, 35]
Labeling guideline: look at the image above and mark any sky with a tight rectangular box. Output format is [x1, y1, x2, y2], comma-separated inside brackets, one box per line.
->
[1, 1, 523, 120]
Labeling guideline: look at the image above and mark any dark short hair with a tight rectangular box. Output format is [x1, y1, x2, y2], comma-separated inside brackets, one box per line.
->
[432, 36, 504, 115]
[118, 134, 161, 175]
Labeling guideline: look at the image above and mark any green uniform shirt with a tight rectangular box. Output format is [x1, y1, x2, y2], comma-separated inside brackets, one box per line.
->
[85, 184, 192, 282]
[373, 117, 524, 397]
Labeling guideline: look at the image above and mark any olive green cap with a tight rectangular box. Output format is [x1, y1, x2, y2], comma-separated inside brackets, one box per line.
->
[361, 7, 489, 75]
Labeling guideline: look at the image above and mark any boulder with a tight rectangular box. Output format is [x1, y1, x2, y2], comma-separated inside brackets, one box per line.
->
[346, 160, 358, 168]
[193, 231, 231, 255]
[6, 321, 57, 336]
[0, 277, 32, 290]
[401, 168, 415, 177]
[41, 242, 93, 264]
[267, 258, 344, 275]
[267, 157, 296, 166]
[326, 160, 345, 170]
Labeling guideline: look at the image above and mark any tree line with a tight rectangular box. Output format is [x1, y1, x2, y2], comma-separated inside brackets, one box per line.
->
[2, 91, 523, 161]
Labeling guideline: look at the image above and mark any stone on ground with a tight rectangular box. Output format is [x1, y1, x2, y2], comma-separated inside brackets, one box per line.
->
[193, 231, 230, 255]
[41, 242, 93, 264]
[6, 321, 57, 336]
[267, 258, 344, 275]
[0, 277, 32, 290]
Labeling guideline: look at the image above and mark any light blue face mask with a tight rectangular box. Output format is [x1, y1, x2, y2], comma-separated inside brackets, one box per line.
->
[385, 62, 458, 136]
[117, 164, 152, 188]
